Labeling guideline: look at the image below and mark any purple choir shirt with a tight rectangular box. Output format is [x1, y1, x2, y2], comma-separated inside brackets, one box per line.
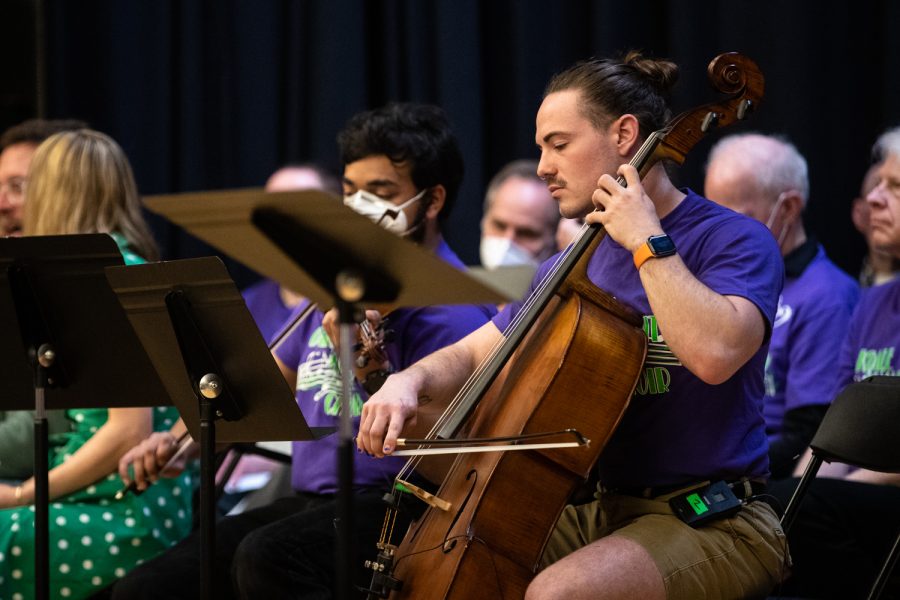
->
[242, 278, 296, 344]
[833, 277, 900, 393]
[763, 244, 859, 438]
[493, 190, 784, 488]
[276, 240, 496, 495]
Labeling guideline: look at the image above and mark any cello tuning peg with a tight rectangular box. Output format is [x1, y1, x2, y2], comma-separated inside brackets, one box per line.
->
[737, 99, 754, 120]
[700, 111, 720, 133]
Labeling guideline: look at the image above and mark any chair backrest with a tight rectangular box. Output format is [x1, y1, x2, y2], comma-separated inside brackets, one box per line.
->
[810, 376, 900, 472]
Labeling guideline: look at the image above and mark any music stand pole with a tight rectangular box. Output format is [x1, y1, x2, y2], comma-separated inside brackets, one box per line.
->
[8, 264, 65, 600]
[164, 289, 242, 600]
[33, 364, 50, 600]
[335, 294, 358, 600]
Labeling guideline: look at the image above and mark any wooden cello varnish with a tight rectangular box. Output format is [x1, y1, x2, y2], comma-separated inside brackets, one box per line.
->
[371, 52, 765, 599]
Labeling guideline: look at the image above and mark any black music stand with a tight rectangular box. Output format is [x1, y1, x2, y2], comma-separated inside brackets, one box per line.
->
[144, 188, 509, 600]
[0, 234, 173, 600]
[105, 256, 332, 600]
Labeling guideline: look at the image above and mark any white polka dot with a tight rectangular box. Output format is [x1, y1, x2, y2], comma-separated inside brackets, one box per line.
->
[172, 486, 182, 497]
[106, 474, 117, 481]
[143, 507, 151, 517]
[102, 512, 113, 521]
[86, 485, 97, 495]
[136, 559, 144, 565]
[131, 538, 141, 547]
[58, 539, 68, 550]
[99, 499, 109, 506]
[79, 514, 90, 524]
[105, 532, 115, 543]
[61, 587, 71, 597]
[10, 512, 18, 521]
[11, 546, 21, 556]
[89, 426, 98, 433]
[109, 545, 119, 555]
[92, 575, 102, 586]
[177, 509, 186, 519]
[28, 505, 34, 512]
[12, 569, 23, 579]
[164, 519, 173, 529]
[74, 413, 85, 422]
[125, 517, 135, 527]
[83, 559, 93, 570]
[0, 551, 4, 561]
[10, 523, 19, 532]
[59, 563, 70, 574]
[81, 535, 92, 546]
[152, 529, 160, 538]
[63, 454, 72, 460]
[13, 593, 23, 600]
[157, 497, 166, 507]
[114, 567, 126, 577]
[52, 502, 63, 509]
[156, 407, 166, 413]
[56, 516, 67, 526]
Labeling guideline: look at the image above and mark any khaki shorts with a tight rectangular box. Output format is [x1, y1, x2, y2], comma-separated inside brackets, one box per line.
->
[542, 485, 789, 600]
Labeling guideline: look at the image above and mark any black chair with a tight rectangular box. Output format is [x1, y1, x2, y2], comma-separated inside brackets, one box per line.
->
[781, 376, 900, 600]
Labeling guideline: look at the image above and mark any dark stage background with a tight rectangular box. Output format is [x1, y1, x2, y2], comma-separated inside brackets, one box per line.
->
[2, 0, 899, 288]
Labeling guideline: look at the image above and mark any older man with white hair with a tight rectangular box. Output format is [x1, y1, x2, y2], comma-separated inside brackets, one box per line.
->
[768, 126, 900, 599]
[705, 133, 859, 479]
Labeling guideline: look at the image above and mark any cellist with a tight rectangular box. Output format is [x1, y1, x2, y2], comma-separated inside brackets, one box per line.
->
[358, 52, 788, 599]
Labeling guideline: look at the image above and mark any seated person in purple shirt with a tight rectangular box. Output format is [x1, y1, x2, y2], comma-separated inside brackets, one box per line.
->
[769, 126, 900, 599]
[109, 102, 494, 599]
[358, 52, 787, 600]
[704, 133, 859, 479]
[241, 163, 341, 343]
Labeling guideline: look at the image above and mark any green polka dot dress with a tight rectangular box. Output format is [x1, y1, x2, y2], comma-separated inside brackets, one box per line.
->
[0, 238, 193, 599]
[0, 407, 194, 599]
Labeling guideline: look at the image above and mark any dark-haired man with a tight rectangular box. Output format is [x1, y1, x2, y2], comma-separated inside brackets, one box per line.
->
[359, 54, 786, 600]
[111, 103, 494, 599]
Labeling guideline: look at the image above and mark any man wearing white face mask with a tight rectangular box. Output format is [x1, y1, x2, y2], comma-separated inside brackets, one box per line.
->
[705, 133, 860, 479]
[111, 103, 495, 600]
[479, 159, 560, 270]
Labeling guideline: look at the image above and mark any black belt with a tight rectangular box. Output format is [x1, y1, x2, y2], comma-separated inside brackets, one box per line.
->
[610, 479, 767, 500]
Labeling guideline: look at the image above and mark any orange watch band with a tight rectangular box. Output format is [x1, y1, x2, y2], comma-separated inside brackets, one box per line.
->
[633, 242, 655, 270]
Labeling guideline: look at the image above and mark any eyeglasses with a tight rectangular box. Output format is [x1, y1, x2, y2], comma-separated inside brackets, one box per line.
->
[0, 177, 26, 201]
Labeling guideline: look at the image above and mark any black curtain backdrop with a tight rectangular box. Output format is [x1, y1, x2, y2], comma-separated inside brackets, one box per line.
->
[22, 0, 900, 287]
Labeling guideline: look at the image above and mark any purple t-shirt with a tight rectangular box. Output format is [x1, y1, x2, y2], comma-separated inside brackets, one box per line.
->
[493, 190, 783, 488]
[832, 277, 900, 393]
[763, 245, 859, 436]
[276, 240, 496, 494]
[242, 278, 295, 344]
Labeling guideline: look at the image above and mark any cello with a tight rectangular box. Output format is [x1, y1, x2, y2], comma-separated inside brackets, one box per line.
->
[364, 52, 765, 599]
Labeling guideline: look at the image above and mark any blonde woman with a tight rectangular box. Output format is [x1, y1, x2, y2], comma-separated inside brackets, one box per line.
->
[0, 130, 193, 600]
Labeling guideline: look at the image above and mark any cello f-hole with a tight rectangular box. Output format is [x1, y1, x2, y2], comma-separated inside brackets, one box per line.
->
[442, 469, 478, 553]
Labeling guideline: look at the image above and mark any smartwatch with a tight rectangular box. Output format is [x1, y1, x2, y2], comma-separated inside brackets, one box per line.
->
[633, 234, 677, 270]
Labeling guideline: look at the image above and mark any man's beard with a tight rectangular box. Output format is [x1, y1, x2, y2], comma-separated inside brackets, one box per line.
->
[404, 194, 431, 245]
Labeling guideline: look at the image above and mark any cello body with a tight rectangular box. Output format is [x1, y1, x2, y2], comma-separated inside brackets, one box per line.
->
[370, 52, 765, 600]
[391, 258, 647, 598]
